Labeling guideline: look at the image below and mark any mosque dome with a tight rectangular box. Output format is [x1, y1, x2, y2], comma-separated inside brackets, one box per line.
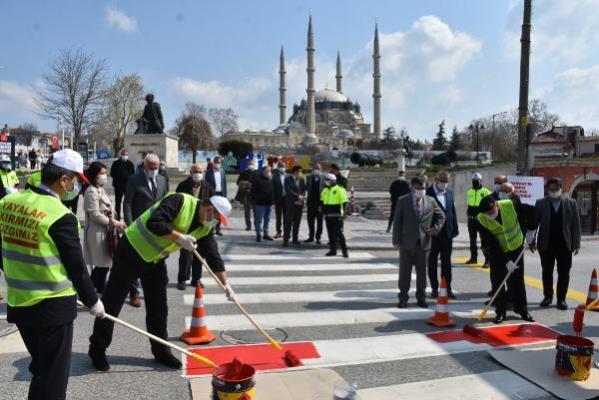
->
[315, 88, 348, 103]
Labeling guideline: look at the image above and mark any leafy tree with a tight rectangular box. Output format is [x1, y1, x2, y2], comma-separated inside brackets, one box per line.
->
[173, 103, 214, 163]
[432, 120, 447, 150]
[449, 125, 461, 151]
[382, 126, 396, 144]
[218, 140, 253, 159]
[209, 108, 239, 136]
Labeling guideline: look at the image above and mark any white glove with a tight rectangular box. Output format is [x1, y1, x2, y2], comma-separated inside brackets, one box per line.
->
[176, 234, 197, 251]
[89, 299, 106, 319]
[506, 260, 519, 273]
[224, 281, 237, 302]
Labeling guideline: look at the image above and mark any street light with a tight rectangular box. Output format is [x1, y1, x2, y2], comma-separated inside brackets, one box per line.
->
[492, 111, 508, 157]
[469, 122, 485, 162]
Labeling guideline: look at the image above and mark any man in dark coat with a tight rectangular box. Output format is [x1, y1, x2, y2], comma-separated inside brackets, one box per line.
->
[305, 163, 324, 243]
[236, 160, 257, 231]
[387, 170, 410, 232]
[330, 163, 347, 189]
[110, 149, 135, 219]
[272, 161, 287, 238]
[283, 165, 306, 246]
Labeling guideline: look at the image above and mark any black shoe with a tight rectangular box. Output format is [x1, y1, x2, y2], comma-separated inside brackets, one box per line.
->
[431, 290, 439, 298]
[465, 259, 477, 265]
[519, 311, 535, 322]
[256, 236, 262, 242]
[487, 290, 493, 296]
[386, 227, 391, 233]
[556, 300, 568, 310]
[245, 227, 252, 231]
[493, 312, 506, 324]
[316, 239, 321, 244]
[190, 280, 204, 288]
[292, 240, 301, 246]
[417, 300, 429, 308]
[89, 347, 110, 372]
[397, 299, 408, 308]
[154, 350, 182, 369]
[484, 298, 492, 306]
[342, 251, 349, 258]
[176, 282, 186, 291]
[263, 235, 274, 241]
[482, 263, 490, 269]
[304, 238, 314, 243]
[447, 291, 457, 300]
[325, 251, 337, 256]
[282, 241, 289, 247]
[540, 296, 552, 307]
[215, 231, 223, 236]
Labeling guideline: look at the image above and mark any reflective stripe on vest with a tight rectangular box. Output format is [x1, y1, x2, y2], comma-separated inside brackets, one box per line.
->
[0, 189, 77, 307]
[467, 187, 491, 206]
[125, 193, 212, 263]
[477, 199, 524, 252]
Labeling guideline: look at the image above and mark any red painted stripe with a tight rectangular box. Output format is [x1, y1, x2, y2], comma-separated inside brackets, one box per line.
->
[185, 341, 319, 377]
[4, 236, 39, 249]
[427, 323, 561, 347]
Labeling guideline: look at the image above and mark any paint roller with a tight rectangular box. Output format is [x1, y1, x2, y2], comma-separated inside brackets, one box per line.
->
[191, 249, 302, 367]
[77, 300, 216, 368]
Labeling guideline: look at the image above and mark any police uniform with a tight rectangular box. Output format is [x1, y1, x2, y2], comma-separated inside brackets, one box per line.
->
[466, 183, 491, 263]
[0, 186, 98, 400]
[477, 198, 534, 323]
[0, 167, 19, 199]
[321, 181, 348, 257]
[89, 192, 226, 368]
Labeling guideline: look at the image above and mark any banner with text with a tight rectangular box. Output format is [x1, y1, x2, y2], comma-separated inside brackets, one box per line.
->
[507, 176, 544, 205]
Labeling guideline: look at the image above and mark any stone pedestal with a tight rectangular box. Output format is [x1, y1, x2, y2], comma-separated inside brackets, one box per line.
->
[123, 134, 179, 169]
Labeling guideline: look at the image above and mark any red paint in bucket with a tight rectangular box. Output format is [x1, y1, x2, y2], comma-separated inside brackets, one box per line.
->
[573, 305, 585, 335]
[555, 335, 594, 381]
[212, 358, 256, 399]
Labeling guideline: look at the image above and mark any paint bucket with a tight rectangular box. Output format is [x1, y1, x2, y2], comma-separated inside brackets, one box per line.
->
[555, 335, 594, 381]
[212, 358, 255, 400]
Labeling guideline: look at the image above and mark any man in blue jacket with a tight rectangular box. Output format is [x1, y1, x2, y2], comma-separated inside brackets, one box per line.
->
[426, 171, 459, 298]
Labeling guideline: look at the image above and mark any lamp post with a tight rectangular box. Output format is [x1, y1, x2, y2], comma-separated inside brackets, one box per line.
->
[469, 123, 485, 163]
[491, 111, 508, 157]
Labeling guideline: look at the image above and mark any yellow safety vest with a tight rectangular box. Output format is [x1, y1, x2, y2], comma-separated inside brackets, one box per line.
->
[27, 171, 41, 188]
[467, 187, 492, 207]
[125, 193, 213, 263]
[320, 185, 348, 216]
[0, 170, 19, 189]
[477, 199, 524, 252]
[0, 189, 77, 307]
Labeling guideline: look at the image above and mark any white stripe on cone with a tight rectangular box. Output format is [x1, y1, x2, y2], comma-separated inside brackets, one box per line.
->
[191, 316, 207, 327]
[193, 298, 205, 308]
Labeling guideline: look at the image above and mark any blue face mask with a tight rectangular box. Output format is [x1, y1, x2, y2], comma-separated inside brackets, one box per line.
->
[63, 179, 82, 201]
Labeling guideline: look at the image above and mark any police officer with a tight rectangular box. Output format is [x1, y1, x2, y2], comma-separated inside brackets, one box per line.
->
[0, 154, 19, 199]
[320, 173, 348, 258]
[477, 195, 534, 324]
[88, 192, 236, 371]
[0, 149, 105, 400]
[466, 172, 492, 266]
[26, 170, 42, 189]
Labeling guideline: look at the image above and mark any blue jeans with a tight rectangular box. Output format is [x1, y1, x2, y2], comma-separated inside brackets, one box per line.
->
[254, 205, 272, 237]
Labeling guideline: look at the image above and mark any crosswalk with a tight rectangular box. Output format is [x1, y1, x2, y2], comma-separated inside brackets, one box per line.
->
[185, 252, 554, 399]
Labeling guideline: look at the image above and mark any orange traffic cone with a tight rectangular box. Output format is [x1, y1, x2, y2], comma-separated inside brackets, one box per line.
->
[180, 284, 217, 345]
[427, 277, 456, 327]
[586, 269, 599, 312]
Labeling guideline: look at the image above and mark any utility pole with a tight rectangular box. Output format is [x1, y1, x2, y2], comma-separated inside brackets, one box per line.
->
[517, 0, 532, 175]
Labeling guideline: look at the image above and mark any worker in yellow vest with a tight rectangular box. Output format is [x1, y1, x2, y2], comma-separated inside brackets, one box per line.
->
[0, 149, 105, 400]
[477, 195, 534, 324]
[88, 192, 234, 371]
[0, 154, 19, 199]
[466, 172, 492, 266]
[26, 170, 42, 189]
[320, 173, 349, 257]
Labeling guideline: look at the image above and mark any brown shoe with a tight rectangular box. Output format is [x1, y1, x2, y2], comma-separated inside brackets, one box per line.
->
[0, 291, 3, 301]
[130, 293, 142, 308]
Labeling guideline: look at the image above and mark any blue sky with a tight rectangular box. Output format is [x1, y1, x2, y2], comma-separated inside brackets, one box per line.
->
[1, 0, 599, 141]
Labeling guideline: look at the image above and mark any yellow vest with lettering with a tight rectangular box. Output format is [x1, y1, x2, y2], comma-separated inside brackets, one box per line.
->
[477, 199, 524, 252]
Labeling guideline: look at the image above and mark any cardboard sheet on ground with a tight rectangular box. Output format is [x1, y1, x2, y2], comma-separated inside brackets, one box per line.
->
[488, 346, 599, 400]
[190, 368, 361, 400]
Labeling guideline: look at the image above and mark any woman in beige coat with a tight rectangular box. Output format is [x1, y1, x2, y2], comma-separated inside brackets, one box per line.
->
[83, 161, 126, 293]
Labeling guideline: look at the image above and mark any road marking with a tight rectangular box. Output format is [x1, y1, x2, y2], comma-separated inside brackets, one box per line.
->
[189, 303, 483, 331]
[453, 257, 588, 303]
[223, 262, 396, 272]
[222, 252, 375, 261]
[203, 273, 400, 286]
[358, 370, 549, 400]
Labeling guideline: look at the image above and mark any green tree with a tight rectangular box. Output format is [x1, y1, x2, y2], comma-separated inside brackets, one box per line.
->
[432, 120, 447, 150]
[382, 126, 396, 144]
[449, 125, 461, 151]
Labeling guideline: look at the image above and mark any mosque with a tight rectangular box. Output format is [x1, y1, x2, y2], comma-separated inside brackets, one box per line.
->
[222, 15, 382, 151]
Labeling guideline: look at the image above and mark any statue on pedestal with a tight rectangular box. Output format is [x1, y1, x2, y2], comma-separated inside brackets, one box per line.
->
[134, 94, 165, 134]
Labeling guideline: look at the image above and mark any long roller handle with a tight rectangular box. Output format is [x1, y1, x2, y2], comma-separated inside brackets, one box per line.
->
[192, 249, 283, 351]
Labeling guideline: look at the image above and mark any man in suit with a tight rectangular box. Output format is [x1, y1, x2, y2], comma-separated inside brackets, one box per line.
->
[387, 171, 411, 232]
[283, 165, 306, 246]
[236, 160, 256, 231]
[272, 161, 287, 238]
[393, 176, 446, 308]
[205, 156, 227, 235]
[175, 163, 213, 290]
[305, 163, 323, 244]
[110, 149, 135, 220]
[530, 178, 581, 310]
[426, 171, 458, 298]
[123, 153, 168, 307]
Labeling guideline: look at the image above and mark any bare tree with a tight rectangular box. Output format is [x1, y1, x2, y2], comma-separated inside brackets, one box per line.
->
[173, 103, 214, 163]
[97, 73, 145, 153]
[36, 47, 107, 145]
[16, 123, 38, 146]
[209, 107, 239, 136]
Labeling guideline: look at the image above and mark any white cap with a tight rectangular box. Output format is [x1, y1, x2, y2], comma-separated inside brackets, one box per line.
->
[0, 154, 10, 162]
[472, 172, 482, 180]
[210, 195, 232, 227]
[325, 173, 337, 181]
[48, 149, 90, 184]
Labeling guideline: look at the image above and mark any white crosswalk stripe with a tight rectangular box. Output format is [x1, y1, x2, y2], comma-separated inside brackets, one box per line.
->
[221, 252, 375, 261]
[224, 262, 397, 272]
[202, 273, 400, 286]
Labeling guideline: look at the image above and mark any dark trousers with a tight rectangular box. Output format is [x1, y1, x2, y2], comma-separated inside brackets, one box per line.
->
[467, 218, 480, 261]
[275, 198, 285, 234]
[490, 246, 527, 313]
[114, 187, 125, 219]
[540, 244, 573, 301]
[243, 199, 254, 229]
[90, 266, 109, 294]
[325, 216, 347, 254]
[427, 234, 453, 292]
[387, 198, 397, 230]
[178, 248, 202, 284]
[283, 203, 302, 243]
[18, 322, 73, 400]
[399, 241, 428, 302]
[307, 203, 323, 241]
[90, 238, 169, 356]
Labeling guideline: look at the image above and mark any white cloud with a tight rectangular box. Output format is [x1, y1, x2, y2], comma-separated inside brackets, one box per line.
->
[105, 7, 138, 32]
[0, 80, 40, 122]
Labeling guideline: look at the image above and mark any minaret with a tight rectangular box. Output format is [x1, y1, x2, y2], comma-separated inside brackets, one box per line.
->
[306, 13, 316, 134]
[372, 22, 382, 141]
[336, 50, 343, 94]
[279, 45, 286, 125]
